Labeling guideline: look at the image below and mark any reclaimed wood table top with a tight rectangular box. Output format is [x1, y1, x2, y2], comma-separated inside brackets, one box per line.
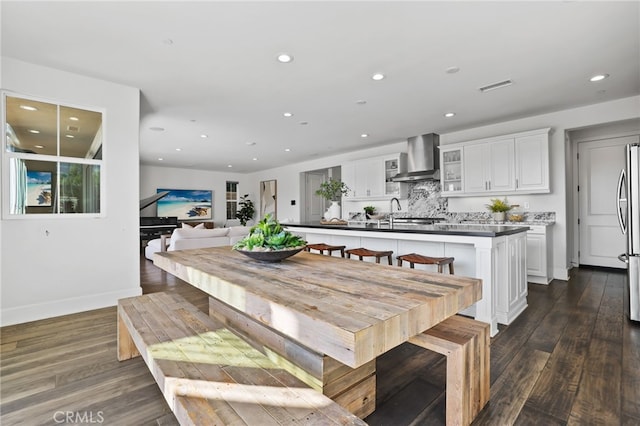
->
[154, 247, 482, 368]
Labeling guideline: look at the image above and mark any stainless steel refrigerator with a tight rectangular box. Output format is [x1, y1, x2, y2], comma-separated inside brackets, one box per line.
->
[617, 142, 640, 322]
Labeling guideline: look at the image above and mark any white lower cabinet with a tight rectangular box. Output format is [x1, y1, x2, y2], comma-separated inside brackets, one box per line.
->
[526, 225, 552, 284]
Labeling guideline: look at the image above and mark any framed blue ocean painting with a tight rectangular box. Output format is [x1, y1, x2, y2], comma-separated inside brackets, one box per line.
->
[27, 171, 52, 207]
[156, 188, 212, 220]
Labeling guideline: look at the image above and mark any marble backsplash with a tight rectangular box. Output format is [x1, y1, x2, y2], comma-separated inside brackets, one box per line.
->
[348, 181, 555, 224]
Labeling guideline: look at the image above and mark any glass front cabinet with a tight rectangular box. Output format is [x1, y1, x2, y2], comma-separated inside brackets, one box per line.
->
[440, 147, 463, 195]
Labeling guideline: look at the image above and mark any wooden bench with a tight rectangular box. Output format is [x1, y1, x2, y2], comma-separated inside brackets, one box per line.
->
[117, 292, 367, 426]
[408, 315, 490, 426]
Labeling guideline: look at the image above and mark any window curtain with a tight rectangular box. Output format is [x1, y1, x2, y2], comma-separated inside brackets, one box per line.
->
[9, 158, 27, 214]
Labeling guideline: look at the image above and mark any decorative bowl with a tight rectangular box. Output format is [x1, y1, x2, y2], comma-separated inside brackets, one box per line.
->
[235, 247, 305, 262]
[369, 214, 386, 220]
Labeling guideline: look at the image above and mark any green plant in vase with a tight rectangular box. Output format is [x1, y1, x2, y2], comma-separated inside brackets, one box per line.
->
[315, 179, 350, 220]
[363, 205, 376, 219]
[235, 194, 255, 226]
[315, 178, 350, 201]
[486, 197, 512, 222]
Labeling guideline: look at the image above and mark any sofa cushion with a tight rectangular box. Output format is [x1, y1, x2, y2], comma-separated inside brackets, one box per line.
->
[172, 228, 229, 240]
[182, 222, 206, 229]
[227, 226, 251, 237]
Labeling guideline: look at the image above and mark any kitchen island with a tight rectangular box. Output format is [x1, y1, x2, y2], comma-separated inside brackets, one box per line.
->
[285, 222, 530, 336]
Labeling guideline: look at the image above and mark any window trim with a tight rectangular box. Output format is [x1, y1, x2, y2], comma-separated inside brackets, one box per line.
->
[2, 91, 106, 219]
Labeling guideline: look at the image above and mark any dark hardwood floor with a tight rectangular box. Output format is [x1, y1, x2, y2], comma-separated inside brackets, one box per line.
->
[1, 256, 638, 425]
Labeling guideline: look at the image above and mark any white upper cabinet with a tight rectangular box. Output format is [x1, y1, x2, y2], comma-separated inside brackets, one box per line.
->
[440, 147, 463, 195]
[514, 132, 550, 193]
[443, 128, 550, 197]
[463, 138, 515, 193]
[342, 154, 407, 200]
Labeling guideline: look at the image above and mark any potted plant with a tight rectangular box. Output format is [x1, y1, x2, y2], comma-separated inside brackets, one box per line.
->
[486, 197, 511, 222]
[363, 205, 376, 219]
[236, 194, 255, 226]
[315, 179, 350, 220]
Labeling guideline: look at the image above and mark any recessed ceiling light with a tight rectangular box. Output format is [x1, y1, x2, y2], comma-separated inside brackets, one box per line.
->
[175, 148, 182, 151]
[65, 134, 75, 138]
[277, 53, 293, 63]
[252, 157, 258, 161]
[284, 148, 291, 152]
[20, 105, 38, 111]
[589, 74, 609, 82]
[227, 164, 233, 168]
[69, 116, 79, 121]
[28, 129, 40, 134]
[445, 66, 460, 74]
[372, 73, 385, 81]
[200, 134, 208, 138]
[444, 112, 456, 118]
[34, 145, 44, 149]
[150, 127, 165, 132]
[246, 141, 256, 146]
[299, 121, 308, 125]
[356, 100, 367, 105]
[283, 112, 293, 117]
[162, 39, 174, 45]
[361, 133, 369, 138]
[158, 158, 163, 161]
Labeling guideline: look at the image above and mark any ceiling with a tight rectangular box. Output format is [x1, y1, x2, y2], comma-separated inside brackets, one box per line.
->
[2, 1, 639, 173]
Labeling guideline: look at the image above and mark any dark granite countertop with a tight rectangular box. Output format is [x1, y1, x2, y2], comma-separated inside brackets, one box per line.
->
[285, 221, 529, 237]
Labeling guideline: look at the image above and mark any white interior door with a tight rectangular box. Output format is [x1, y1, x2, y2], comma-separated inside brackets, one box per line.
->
[305, 172, 327, 222]
[578, 136, 637, 267]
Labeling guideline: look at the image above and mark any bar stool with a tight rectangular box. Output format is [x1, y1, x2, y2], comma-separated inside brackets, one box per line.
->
[397, 253, 455, 274]
[345, 247, 393, 265]
[305, 243, 346, 258]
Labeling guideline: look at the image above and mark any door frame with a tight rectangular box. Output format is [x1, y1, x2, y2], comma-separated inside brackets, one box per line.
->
[300, 166, 342, 222]
[570, 127, 640, 267]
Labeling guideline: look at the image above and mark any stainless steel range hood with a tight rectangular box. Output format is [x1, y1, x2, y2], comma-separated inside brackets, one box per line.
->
[391, 133, 440, 182]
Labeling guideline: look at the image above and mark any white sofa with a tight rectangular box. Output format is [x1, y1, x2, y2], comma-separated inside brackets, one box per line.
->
[145, 226, 250, 260]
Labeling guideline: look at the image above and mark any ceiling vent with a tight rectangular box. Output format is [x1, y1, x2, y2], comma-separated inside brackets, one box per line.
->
[479, 79, 513, 93]
[66, 125, 80, 132]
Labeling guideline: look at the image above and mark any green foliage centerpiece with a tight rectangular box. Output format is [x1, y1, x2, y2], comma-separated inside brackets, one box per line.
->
[486, 197, 511, 222]
[233, 213, 307, 262]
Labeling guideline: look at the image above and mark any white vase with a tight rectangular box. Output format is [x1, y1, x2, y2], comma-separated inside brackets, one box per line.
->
[324, 201, 341, 220]
[492, 212, 506, 222]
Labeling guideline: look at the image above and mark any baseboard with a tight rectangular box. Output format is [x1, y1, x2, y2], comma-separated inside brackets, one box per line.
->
[578, 264, 627, 273]
[0, 287, 142, 327]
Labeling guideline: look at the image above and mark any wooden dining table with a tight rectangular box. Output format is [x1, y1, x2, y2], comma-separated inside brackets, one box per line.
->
[154, 246, 482, 418]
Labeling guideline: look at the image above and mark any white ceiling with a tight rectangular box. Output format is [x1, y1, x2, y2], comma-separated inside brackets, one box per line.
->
[2, 1, 639, 173]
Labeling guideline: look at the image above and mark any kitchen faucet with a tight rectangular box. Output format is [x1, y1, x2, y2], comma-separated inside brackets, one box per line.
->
[389, 197, 401, 228]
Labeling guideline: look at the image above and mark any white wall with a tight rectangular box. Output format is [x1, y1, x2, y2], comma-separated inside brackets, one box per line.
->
[0, 58, 141, 326]
[442, 96, 640, 280]
[140, 165, 250, 226]
[246, 141, 407, 222]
